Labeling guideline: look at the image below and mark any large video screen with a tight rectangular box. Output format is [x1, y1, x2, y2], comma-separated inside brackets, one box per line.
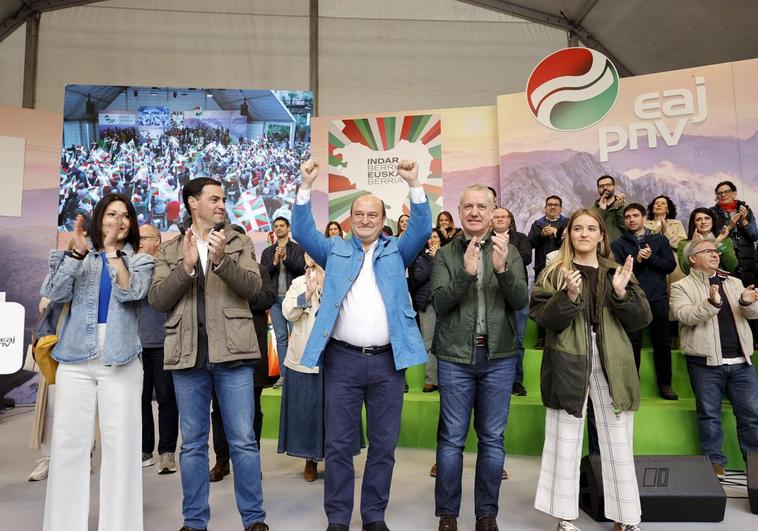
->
[58, 85, 312, 233]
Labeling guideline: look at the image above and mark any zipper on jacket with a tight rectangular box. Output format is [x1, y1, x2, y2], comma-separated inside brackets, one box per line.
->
[597, 274, 621, 414]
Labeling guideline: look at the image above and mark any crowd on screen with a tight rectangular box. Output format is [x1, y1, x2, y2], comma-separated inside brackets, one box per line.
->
[58, 126, 309, 232]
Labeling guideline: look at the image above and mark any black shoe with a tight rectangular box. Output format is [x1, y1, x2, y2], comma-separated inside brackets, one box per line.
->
[439, 515, 458, 531]
[512, 382, 527, 396]
[534, 338, 545, 349]
[209, 458, 230, 482]
[326, 525, 349, 531]
[179, 527, 207, 531]
[423, 384, 439, 392]
[659, 385, 678, 401]
[363, 522, 390, 531]
[475, 516, 499, 531]
[245, 523, 269, 531]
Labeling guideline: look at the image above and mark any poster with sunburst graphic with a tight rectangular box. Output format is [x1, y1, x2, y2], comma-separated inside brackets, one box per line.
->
[327, 114, 442, 235]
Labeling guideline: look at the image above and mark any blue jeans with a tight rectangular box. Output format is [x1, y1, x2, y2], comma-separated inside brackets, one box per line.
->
[435, 347, 517, 518]
[172, 363, 265, 528]
[514, 307, 529, 384]
[686, 357, 758, 466]
[270, 295, 291, 375]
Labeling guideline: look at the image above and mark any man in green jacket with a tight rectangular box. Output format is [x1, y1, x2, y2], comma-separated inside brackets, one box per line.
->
[431, 184, 528, 531]
[591, 175, 627, 244]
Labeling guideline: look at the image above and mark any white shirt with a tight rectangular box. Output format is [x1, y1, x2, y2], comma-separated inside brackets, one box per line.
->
[296, 186, 426, 347]
[192, 224, 210, 274]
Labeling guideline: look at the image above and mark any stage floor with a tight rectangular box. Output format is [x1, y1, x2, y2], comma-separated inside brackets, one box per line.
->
[0, 405, 754, 530]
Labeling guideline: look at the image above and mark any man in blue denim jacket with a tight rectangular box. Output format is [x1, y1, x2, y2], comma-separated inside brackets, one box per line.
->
[292, 159, 431, 531]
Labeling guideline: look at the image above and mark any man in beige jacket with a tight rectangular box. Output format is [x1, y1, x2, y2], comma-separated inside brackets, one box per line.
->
[149, 177, 268, 531]
[670, 236, 758, 479]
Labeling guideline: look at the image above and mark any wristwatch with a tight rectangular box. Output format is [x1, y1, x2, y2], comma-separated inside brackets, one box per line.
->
[105, 250, 126, 260]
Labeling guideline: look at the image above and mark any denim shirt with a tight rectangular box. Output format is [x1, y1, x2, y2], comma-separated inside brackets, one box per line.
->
[40, 241, 155, 366]
[291, 195, 431, 370]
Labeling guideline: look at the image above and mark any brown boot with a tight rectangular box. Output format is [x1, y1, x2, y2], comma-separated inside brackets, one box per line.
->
[430, 463, 437, 477]
[304, 459, 318, 482]
[209, 458, 230, 482]
[438, 515, 457, 531]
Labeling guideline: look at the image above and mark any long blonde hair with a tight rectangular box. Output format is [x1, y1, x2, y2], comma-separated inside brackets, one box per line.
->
[537, 209, 610, 291]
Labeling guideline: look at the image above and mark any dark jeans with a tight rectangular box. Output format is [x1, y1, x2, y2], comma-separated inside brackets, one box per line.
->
[686, 356, 758, 466]
[435, 347, 517, 518]
[323, 340, 405, 526]
[213, 385, 264, 459]
[514, 308, 528, 384]
[627, 298, 672, 386]
[141, 347, 179, 455]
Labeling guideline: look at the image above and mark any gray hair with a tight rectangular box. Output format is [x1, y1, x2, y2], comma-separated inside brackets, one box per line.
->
[683, 236, 717, 266]
[458, 184, 495, 210]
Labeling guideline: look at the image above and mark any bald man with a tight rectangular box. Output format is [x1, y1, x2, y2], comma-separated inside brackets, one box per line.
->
[292, 159, 431, 531]
[137, 224, 179, 475]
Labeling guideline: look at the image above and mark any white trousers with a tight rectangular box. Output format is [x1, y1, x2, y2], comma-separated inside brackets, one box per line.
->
[43, 334, 143, 531]
[534, 336, 641, 525]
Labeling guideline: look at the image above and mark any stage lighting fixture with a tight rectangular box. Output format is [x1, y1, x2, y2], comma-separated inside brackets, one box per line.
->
[173, 92, 177, 98]
[85, 97, 95, 117]
[240, 98, 249, 116]
[133, 90, 138, 98]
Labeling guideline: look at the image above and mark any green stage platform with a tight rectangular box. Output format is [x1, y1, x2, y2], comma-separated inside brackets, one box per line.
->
[259, 321, 757, 470]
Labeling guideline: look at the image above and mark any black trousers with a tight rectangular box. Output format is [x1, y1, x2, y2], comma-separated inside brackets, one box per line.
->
[141, 347, 179, 454]
[627, 297, 672, 386]
[212, 385, 264, 460]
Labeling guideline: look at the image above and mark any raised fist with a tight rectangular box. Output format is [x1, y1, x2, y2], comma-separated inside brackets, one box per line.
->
[396, 160, 421, 187]
[300, 159, 319, 188]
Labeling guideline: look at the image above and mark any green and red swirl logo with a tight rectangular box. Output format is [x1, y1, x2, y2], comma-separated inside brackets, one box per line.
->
[526, 48, 619, 131]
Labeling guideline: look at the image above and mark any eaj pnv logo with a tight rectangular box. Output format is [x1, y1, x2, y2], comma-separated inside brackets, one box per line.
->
[526, 48, 619, 131]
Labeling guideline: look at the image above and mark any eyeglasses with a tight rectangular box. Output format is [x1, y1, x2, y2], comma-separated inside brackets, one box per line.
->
[546, 203, 561, 207]
[693, 248, 721, 256]
[597, 183, 614, 189]
[139, 236, 159, 240]
[715, 189, 734, 197]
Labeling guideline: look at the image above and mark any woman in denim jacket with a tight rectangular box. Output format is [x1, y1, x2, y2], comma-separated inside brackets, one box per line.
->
[41, 193, 154, 531]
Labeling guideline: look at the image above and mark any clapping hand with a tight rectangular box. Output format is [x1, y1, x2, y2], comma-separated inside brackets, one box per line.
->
[562, 268, 582, 302]
[709, 283, 722, 306]
[71, 215, 89, 256]
[463, 236, 481, 276]
[612, 255, 634, 299]
[208, 228, 226, 266]
[491, 232, 510, 273]
[636, 245, 652, 263]
[740, 284, 758, 305]
[182, 228, 199, 274]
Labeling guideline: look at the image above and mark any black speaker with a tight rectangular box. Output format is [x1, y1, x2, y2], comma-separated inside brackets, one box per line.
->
[748, 451, 758, 514]
[579, 455, 726, 522]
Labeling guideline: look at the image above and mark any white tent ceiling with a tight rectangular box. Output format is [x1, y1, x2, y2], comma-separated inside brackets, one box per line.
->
[461, 0, 758, 76]
[1, 0, 758, 114]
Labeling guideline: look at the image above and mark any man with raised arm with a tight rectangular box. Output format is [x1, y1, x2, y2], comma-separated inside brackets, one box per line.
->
[291, 159, 431, 531]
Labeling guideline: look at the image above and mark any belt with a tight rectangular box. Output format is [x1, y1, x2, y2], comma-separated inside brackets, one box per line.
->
[332, 339, 392, 355]
[475, 335, 487, 347]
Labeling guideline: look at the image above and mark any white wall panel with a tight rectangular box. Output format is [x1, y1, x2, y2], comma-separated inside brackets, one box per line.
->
[0, 24, 25, 108]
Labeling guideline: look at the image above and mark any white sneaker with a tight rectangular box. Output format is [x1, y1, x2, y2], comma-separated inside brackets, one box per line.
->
[557, 521, 581, 531]
[615, 525, 642, 531]
[158, 452, 177, 474]
[142, 452, 154, 468]
[28, 457, 50, 481]
[272, 377, 284, 389]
